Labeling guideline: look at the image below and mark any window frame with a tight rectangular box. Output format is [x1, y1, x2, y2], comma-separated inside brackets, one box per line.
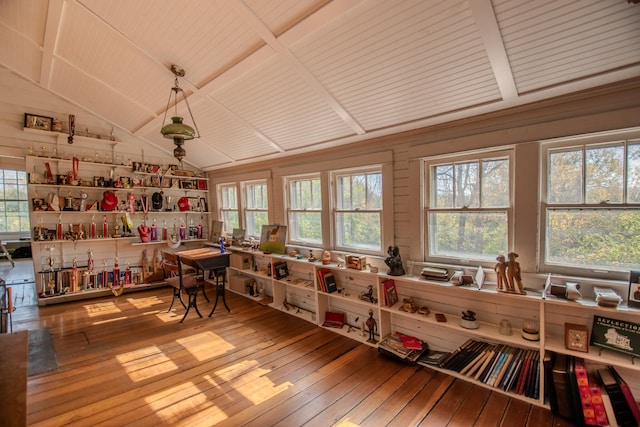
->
[284, 173, 324, 248]
[539, 135, 640, 279]
[242, 179, 269, 240]
[217, 182, 239, 234]
[331, 166, 384, 255]
[422, 148, 514, 265]
[0, 169, 30, 234]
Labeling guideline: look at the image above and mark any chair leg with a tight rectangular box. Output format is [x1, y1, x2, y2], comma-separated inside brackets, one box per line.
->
[180, 289, 202, 323]
[167, 287, 187, 313]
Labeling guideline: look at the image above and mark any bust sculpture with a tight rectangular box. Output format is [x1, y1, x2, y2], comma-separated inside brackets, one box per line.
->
[384, 245, 405, 276]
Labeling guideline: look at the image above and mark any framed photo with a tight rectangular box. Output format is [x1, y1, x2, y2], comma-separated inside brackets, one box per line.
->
[273, 261, 289, 280]
[180, 180, 193, 190]
[564, 323, 589, 353]
[24, 113, 53, 131]
[628, 271, 640, 308]
[197, 180, 208, 190]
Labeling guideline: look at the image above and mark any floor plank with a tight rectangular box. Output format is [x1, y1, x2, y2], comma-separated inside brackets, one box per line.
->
[8, 287, 576, 426]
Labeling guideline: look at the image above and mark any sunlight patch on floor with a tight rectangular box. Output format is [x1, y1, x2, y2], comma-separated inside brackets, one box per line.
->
[92, 316, 128, 325]
[213, 359, 260, 382]
[176, 331, 234, 361]
[227, 370, 292, 405]
[334, 420, 361, 427]
[84, 301, 121, 317]
[116, 345, 178, 382]
[144, 381, 211, 423]
[127, 295, 165, 308]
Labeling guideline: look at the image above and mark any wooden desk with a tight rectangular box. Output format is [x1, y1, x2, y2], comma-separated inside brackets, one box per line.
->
[0, 331, 28, 426]
[177, 248, 231, 317]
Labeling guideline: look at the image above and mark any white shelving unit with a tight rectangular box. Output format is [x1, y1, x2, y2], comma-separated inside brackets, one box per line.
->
[222, 246, 640, 408]
[24, 128, 210, 305]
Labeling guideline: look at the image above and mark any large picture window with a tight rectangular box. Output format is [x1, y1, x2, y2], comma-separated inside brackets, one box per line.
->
[333, 169, 382, 253]
[286, 175, 322, 246]
[543, 139, 640, 272]
[425, 151, 511, 262]
[0, 169, 30, 233]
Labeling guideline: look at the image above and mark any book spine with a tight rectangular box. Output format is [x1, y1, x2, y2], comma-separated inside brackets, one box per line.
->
[610, 366, 640, 425]
[498, 348, 523, 391]
[461, 344, 494, 377]
[440, 339, 475, 370]
[525, 352, 540, 399]
[514, 350, 532, 395]
[481, 344, 506, 384]
[493, 348, 516, 388]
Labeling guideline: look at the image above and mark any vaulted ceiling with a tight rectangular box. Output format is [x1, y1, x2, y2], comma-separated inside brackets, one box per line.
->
[1, 0, 639, 171]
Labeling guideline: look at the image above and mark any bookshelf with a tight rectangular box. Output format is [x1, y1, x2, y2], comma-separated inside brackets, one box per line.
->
[221, 246, 640, 408]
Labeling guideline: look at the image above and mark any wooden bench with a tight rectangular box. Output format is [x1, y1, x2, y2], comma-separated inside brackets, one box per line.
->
[0, 331, 28, 426]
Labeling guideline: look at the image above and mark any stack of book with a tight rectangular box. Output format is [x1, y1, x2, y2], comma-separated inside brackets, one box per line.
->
[316, 268, 337, 293]
[378, 331, 428, 364]
[438, 339, 540, 399]
[546, 352, 640, 426]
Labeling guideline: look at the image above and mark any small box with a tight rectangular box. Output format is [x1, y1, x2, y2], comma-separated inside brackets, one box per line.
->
[346, 255, 366, 270]
[322, 311, 345, 328]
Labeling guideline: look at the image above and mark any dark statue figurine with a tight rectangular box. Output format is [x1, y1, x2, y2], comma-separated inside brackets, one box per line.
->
[384, 245, 405, 276]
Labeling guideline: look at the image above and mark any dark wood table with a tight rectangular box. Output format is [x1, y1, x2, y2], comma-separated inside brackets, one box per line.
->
[177, 248, 231, 317]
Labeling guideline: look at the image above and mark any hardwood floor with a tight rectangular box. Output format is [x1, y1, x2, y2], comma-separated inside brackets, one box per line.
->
[13, 286, 576, 426]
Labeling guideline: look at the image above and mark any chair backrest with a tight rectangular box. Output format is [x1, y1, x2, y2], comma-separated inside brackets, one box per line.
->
[161, 251, 182, 278]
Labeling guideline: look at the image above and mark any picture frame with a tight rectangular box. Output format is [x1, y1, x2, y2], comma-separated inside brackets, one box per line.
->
[197, 180, 208, 190]
[628, 271, 640, 308]
[564, 323, 589, 353]
[24, 113, 54, 131]
[259, 224, 287, 254]
[180, 180, 193, 190]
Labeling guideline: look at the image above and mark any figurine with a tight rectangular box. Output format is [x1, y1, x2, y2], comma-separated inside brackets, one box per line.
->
[365, 308, 377, 343]
[506, 252, 525, 294]
[399, 297, 418, 313]
[460, 310, 479, 329]
[494, 255, 508, 292]
[384, 245, 405, 276]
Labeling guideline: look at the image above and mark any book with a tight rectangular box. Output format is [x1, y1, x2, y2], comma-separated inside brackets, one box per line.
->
[587, 371, 610, 427]
[567, 356, 585, 426]
[610, 366, 640, 425]
[551, 353, 574, 420]
[323, 271, 338, 293]
[399, 334, 423, 350]
[600, 382, 620, 427]
[439, 338, 474, 369]
[597, 366, 636, 427]
[498, 348, 523, 391]
[417, 350, 450, 367]
[382, 279, 398, 307]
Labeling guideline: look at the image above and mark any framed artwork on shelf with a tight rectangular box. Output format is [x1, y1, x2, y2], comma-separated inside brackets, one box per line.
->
[258, 224, 287, 254]
[24, 113, 53, 131]
[590, 315, 640, 358]
[564, 323, 589, 353]
[197, 180, 207, 190]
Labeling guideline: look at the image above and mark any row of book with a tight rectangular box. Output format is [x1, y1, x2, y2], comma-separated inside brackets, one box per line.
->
[437, 339, 540, 399]
[316, 268, 337, 293]
[547, 353, 640, 427]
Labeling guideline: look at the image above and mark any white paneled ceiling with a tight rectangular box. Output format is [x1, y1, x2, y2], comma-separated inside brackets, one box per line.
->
[1, 0, 639, 171]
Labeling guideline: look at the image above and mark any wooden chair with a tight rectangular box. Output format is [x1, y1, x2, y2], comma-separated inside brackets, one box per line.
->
[161, 252, 202, 322]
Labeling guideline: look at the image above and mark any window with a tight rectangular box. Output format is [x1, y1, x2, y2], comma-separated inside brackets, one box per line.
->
[243, 181, 268, 239]
[218, 184, 239, 233]
[543, 139, 640, 272]
[424, 151, 511, 262]
[286, 175, 322, 246]
[0, 169, 30, 232]
[333, 169, 383, 253]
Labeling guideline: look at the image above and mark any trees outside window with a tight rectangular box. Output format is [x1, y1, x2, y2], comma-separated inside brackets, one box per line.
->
[286, 175, 322, 246]
[425, 151, 511, 262]
[333, 169, 383, 254]
[0, 169, 30, 233]
[543, 139, 640, 272]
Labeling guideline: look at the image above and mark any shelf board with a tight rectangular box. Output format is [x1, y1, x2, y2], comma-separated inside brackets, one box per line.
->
[545, 335, 640, 372]
[24, 127, 120, 146]
[381, 304, 540, 350]
[130, 238, 207, 246]
[36, 281, 167, 306]
[318, 289, 379, 308]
